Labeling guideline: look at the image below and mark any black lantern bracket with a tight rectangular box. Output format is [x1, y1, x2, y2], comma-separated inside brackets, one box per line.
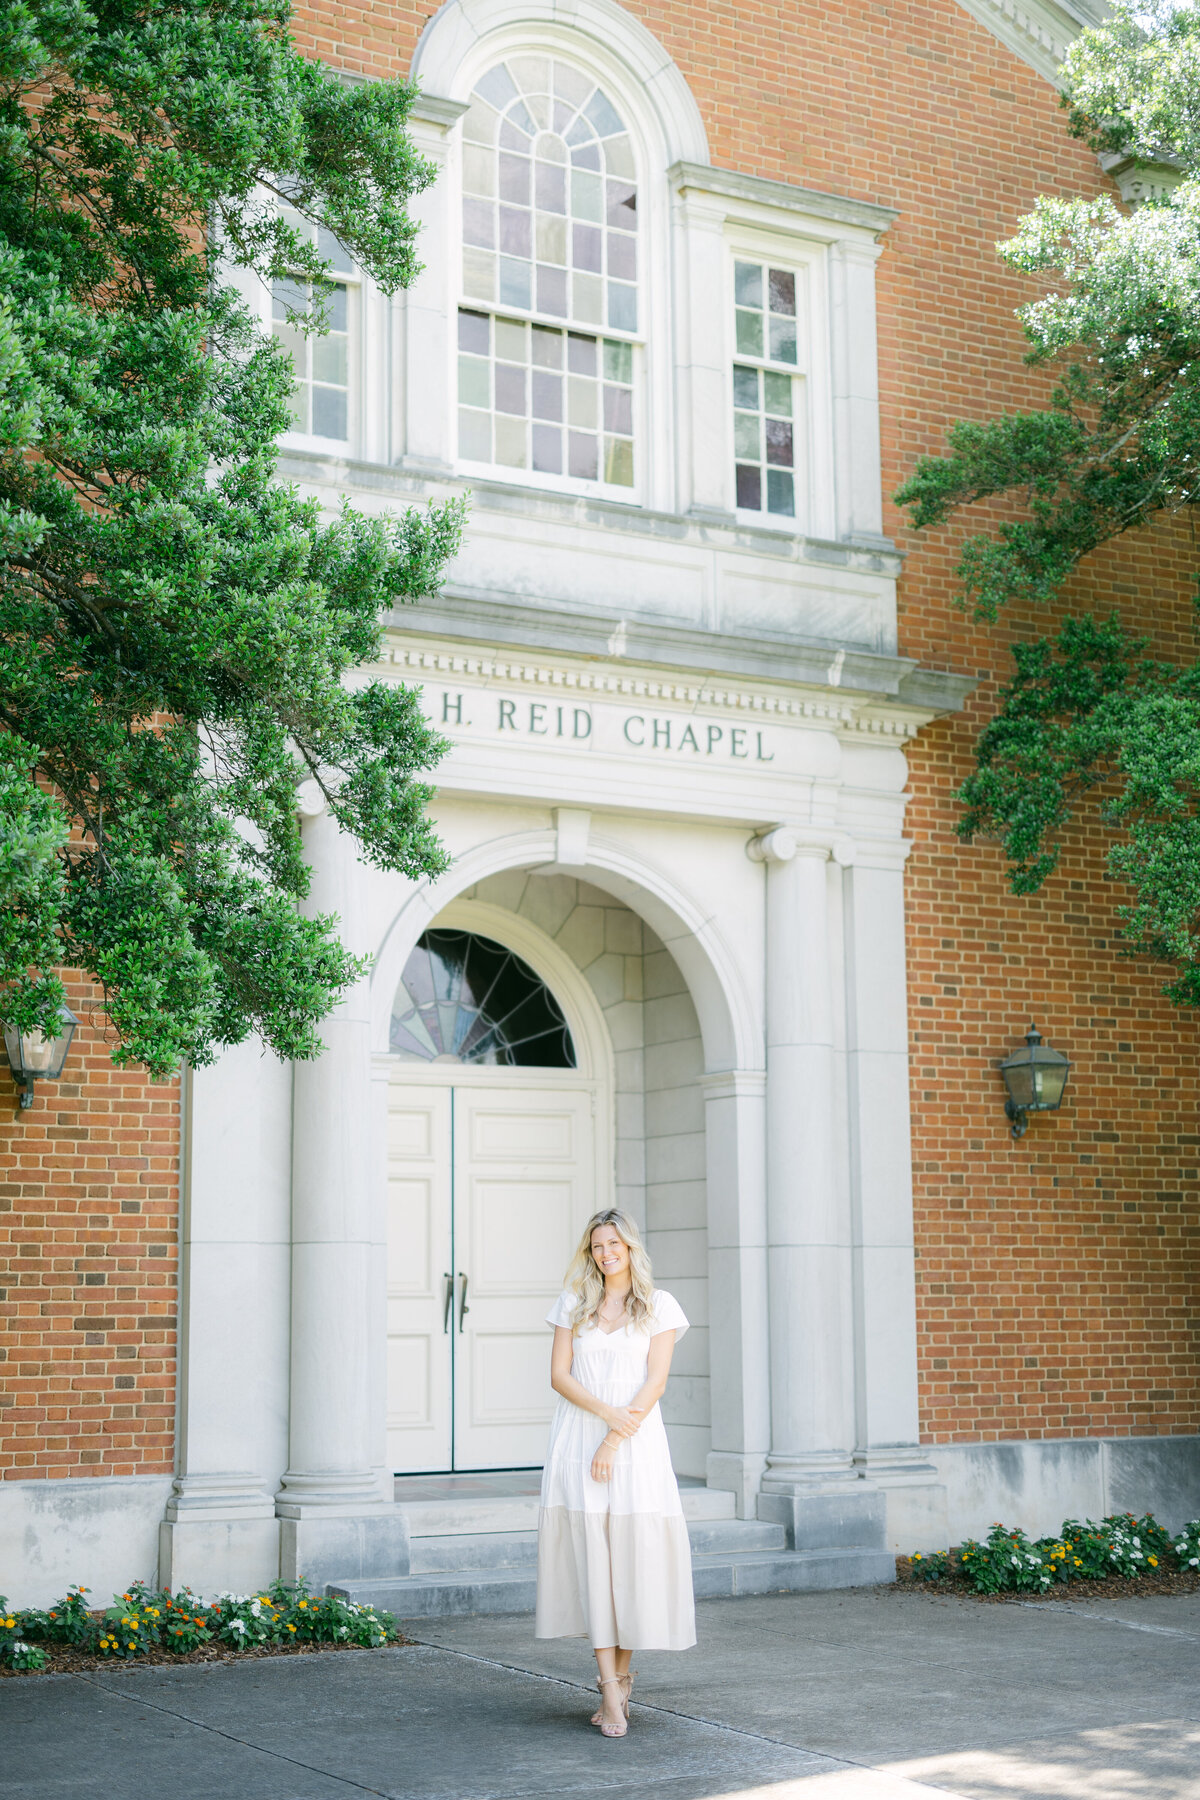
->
[999, 1024, 1071, 1140]
[2, 1006, 79, 1110]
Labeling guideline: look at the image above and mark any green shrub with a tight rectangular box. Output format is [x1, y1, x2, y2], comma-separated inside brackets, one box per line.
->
[0, 1600, 48, 1672]
[2, 1576, 400, 1669]
[960, 1523, 1055, 1593]
[1172, 1519, 1200, 1571]
[908, 1549, 955, 1583]
[35, 1586, 97, 1648]
[956, 1512, 1185, 1594]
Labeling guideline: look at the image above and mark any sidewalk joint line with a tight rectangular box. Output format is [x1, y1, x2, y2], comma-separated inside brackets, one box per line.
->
[403, 1636, 863, 1768]
[71, 1671, 395, 1798]
[1008, 1602, 1199, 1640]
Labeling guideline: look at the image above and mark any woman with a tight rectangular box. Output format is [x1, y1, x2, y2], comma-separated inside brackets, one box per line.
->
[535, 1207, 696, 1737]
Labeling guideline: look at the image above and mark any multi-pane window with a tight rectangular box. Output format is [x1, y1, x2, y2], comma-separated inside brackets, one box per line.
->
[271, 205, 356, 442]
[458, 57, 639, 490]
[458, 311, 633, 482]
[732, 259, 800, 519]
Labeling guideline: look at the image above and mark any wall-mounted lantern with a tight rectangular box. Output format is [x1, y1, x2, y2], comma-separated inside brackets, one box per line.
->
[999, 1024, 1070, 1139]
[3, 1006, 79, 1110]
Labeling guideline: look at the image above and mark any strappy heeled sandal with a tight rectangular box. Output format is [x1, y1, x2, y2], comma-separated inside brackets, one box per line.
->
[596, 1674, 629, 1737]
[590, 1668, 635, 1726]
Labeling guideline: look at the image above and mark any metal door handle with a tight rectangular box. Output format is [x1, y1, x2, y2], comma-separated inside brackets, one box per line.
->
[442, 1272, 453, 1334]
[457, 1270, 470, 1333]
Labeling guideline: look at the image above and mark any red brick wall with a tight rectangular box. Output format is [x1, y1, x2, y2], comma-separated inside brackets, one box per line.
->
[294, 0, 1200, 1444]
[0, 976, 179, 1478]
[10, 0, 1187, 1481]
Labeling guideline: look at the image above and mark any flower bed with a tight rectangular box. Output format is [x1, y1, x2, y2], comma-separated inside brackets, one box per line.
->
[0, 1579, 407, 1675]
[899, 1512, 1200, 1599]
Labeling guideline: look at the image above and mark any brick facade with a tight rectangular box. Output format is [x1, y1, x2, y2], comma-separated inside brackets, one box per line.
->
[0, 979, 179, 1478]
[4, 0, 1195, 1494]
[290, 0, 1200, 1447]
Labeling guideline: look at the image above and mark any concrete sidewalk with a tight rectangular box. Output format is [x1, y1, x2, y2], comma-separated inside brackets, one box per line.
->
[2, 1588, 1198, 1800]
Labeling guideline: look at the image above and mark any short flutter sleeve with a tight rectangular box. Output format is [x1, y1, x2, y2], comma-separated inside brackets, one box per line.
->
[545, 1289, 575, 1330]
[649, 1289, 689, 1340]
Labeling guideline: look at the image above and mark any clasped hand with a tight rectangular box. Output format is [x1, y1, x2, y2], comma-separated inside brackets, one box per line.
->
[590, 1405, 643, 1484]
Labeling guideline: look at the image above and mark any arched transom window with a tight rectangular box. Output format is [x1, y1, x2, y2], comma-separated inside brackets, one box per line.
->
[391, 929, 576, 1068]
[458, 57, 638, 491]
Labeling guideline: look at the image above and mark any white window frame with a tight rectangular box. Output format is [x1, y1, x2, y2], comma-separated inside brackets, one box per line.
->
[397, 24, 679, 514]
[670, 164, 894, 545]
[270, 227, 364, 458]
[450, 49, 649, 506]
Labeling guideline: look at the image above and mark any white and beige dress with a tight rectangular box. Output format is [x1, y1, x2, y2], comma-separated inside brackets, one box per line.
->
[535, 1287, 696, 1652]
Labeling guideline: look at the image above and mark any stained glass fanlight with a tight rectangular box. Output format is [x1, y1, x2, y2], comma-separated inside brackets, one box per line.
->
[390, 930, 576, 1068]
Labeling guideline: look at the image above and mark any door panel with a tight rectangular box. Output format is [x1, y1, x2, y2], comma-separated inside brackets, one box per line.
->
[386, 1086, 452, 1472]
[453, 1088, 595, 1468]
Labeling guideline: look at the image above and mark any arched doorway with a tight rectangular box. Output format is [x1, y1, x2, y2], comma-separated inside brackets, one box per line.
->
[385, 902, 612, 1472]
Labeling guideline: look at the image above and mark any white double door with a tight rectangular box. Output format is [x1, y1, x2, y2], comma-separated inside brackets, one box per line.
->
[386, 1071, 597, 1471]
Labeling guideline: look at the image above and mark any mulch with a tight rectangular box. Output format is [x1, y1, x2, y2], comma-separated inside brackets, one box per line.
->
[892, 1556, 1200, 1603]
[0, 1632, 415, 1677]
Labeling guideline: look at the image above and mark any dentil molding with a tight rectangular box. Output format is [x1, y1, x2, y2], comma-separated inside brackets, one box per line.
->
[378, 641, 929, 739]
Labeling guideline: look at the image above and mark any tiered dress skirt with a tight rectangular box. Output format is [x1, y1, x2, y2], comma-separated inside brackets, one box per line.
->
[534, 1288, 697, 1652]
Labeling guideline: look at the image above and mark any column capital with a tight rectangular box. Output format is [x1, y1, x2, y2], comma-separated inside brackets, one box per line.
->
[747, 825, 856, 866]
[295, 778, 328, 820]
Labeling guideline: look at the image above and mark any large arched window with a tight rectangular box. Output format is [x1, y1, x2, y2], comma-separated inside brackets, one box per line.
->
[457, 57, 638, 493]
[391, 929, 576, 1067]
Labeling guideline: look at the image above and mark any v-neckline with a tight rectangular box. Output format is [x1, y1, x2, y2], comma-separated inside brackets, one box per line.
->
[595, 1320, 626, 1337]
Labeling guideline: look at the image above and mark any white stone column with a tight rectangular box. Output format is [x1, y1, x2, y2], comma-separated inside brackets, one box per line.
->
[751, 828, 888, 1566]
[702, 1071, 770, 1518]
[845, 842, 947, 1548]
[159, 1042, 291, 1594]
[752, 827, 856, 1486]
[275, 793, 408, 1587]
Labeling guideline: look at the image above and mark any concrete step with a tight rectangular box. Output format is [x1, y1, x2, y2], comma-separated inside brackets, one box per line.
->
[407, 1517, 787, 1574]
[401, 1483, 735, 1540]
[331, 1543, 894, 1618]
[410, 1531, 539, 1574]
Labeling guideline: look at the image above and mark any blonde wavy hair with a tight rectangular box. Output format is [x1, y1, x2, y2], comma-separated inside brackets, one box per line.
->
[564, 1209, 655, 1335]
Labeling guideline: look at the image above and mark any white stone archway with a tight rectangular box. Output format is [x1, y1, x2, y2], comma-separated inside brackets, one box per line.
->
[368, 822, 769, 1504]
[370, 826, 758, 1074]
[410, 0, 709, 168]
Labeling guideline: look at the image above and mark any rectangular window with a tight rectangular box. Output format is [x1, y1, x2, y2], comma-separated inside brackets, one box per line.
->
[457, 309, 634, 487]
[732, 258, 800, 520]
[271, 208, 357, 444]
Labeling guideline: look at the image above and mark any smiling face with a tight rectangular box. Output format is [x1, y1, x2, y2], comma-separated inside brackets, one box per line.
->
[590, 1223, 631, 1283]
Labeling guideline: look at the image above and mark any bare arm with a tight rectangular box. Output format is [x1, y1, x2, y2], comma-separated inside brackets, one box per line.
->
[590, 1329, 677, 1484]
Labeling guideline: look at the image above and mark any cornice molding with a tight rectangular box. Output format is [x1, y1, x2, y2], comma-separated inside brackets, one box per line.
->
[954, 0, 1106, 87]
[670, 161, 899, 240]
[378, 640, 933, 738]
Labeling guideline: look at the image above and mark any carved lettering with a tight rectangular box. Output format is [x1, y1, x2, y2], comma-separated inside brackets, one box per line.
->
[499, 699, 517, 730]
[623, 715, 645, 746]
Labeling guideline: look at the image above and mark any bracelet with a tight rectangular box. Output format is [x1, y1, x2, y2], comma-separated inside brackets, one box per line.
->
[603, 1432, 621, 1449]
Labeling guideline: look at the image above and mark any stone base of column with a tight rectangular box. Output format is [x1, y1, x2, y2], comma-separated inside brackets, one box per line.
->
[706, 1450, 768, 1519]
[158, 1474, 281, 1595]
[277, 1507, 411, 1591]
[757, 1484, 889, 1555]
[853, 1448, 949, 1553]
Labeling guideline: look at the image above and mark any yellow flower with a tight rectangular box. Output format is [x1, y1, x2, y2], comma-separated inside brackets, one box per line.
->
[1149, 1556, 1158, 1567]
[287, 1623, 296, 1633]
[298, 1600, 307, 1609]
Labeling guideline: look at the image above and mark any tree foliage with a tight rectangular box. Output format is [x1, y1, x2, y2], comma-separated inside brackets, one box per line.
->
[0, 0, 464, 1076]
[896, 1, 1200, 1006]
